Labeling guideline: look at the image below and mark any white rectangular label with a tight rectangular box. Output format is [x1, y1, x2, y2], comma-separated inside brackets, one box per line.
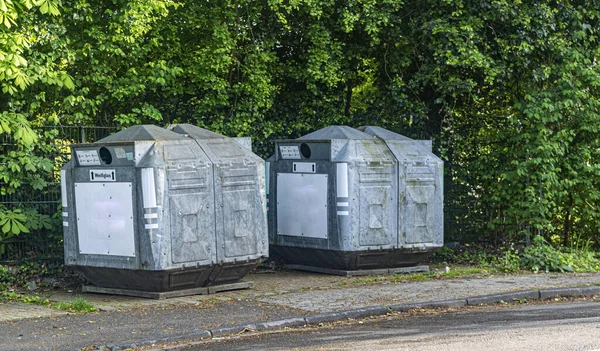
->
[293, 162, 316, 173]
[76, 150, 101, 166]
[89, 169, 116, 182]
[279, 145, 301, 159]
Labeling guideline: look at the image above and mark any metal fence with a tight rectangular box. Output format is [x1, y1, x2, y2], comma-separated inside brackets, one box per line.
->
[0, 126, 117, 264]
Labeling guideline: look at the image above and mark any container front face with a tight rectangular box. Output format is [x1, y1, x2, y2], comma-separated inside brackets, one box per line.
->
[197, 139, 268, 263]
[216, 161, 262, 260]
[270, 142, 339, 250]
[381, 140, 444, 249]
[65, 143, 139, 269]
[354, 161, 397, 249]
[163, 141, 217, 268]
[267, 134, 440, 269]
[166, 167, 215, 265]
[399, 159, 443, 248]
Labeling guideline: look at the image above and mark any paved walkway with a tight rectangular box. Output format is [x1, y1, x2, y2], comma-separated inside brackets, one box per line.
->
[1, 269, 599, 350]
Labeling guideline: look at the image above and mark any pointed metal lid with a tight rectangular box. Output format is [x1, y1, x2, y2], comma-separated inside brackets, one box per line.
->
[96, 125, 187, 142]
[167, 123, 226, 140]
[298, 125, 374, 140]
[359, 126, 413, 141]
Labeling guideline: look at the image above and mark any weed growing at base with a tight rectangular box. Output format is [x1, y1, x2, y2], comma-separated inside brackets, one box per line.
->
[0, 291, 98, 313]
[53, 297, 97, 313]
[351, 267, 489, 285]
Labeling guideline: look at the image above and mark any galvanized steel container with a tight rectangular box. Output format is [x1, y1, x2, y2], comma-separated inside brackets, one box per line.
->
[62, 125, 267, 292]
[267, 125, 443, 270]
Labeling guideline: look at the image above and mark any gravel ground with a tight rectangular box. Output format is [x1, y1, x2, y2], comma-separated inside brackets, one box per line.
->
[253, 271, 600, 312]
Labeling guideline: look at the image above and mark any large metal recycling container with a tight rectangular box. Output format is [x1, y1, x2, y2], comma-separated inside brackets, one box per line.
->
[267, 125, 443, 270]
[62, 125, 268, 292]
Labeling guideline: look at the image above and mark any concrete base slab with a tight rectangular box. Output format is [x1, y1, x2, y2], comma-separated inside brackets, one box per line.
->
[82, 281, 253, 299]
[284, 264, 429, 277]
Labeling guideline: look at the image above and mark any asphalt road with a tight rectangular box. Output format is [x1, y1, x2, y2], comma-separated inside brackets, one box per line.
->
[179, 300, 600, 351]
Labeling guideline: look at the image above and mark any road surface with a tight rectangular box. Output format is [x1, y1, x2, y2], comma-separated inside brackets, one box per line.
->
[178, 300, 600, 351]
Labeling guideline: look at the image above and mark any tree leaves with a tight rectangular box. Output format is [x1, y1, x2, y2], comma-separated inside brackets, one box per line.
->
[1, 0, 599, 248]
[0, 209, 30, 236]
[34, 0, 60, 15]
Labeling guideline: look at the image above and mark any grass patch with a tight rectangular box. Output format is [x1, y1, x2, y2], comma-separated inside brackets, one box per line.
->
[350, 267, 490, 285]
[0, 291, 97, 313]
[394, 267, 489, 281]
[1, 290, 50, 306]
[443, 267, 487, 277]
[352, 277, 382, 284]
[53, 297, 98, 313]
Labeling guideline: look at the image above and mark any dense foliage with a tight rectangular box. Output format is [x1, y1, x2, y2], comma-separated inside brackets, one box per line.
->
[1, 0, 599, 250]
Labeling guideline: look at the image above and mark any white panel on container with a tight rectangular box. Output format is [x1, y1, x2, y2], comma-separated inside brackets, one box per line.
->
[74, 182, 135, 257]
[276, 173, 328, 239]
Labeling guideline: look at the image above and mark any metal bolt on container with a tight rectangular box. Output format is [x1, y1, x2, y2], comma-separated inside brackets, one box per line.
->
[61, 124, 267, 294]
[267, 125, 443, 271]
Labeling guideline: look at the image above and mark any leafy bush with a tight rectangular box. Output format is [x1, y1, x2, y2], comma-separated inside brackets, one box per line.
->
[496, 245, 522, 273]
[433, 238, 600, 274]
[0, 261, 71, 292]
[498, 236, 600, 273]
[0, 207, 55, 255]
[520, 236, 574, 272]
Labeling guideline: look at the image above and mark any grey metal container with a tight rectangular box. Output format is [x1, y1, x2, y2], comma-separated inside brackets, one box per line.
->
[267, 125, 443, 270]
[62, 125, 268, 292]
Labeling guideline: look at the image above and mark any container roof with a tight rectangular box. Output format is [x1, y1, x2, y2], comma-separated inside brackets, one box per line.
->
[359, 126, 413, 141]
[168, 124, 226, 140]
[298, 125, 374, 140]
[96, 125, 187, 142]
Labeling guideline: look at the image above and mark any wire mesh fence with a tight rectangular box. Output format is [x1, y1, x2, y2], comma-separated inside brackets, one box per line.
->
[0, 126, 117, 264]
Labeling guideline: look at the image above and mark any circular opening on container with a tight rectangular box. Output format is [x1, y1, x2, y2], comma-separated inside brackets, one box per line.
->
[300, 143, 311, 159]
[99, 147, 112, 165]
